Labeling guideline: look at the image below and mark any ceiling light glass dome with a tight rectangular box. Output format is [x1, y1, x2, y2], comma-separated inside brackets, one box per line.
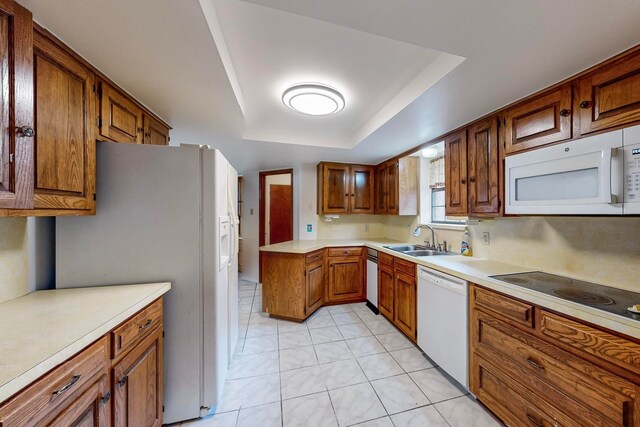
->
[282, 84, 345, 116]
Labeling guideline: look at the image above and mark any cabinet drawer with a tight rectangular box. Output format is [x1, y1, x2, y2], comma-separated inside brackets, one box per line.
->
[327, 247, 363, 257]
[473, 286, 534, 328]
[475, 312, 635, 426]
[474, 355, 573, 427]
[305, 249, 324, 265]
[112, 298, 163, 358]
[379, 252, 394, 267]
[0, 337, 108, 427]
[540, 310, 640, 376]
[393, 258, 415, 276]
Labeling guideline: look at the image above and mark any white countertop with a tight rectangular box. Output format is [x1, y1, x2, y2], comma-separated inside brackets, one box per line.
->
[0, 282, 171, 403]
[260, 239, 640, 340]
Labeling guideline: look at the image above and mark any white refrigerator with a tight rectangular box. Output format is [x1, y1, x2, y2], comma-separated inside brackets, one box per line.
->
[56, 141, 239, 424]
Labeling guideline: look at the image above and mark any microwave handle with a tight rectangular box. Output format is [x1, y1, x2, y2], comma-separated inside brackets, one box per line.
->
[601, 147, 621, 204]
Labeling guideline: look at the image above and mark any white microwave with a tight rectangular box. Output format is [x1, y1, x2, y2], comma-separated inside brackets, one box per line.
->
[505, 125, 640, 215]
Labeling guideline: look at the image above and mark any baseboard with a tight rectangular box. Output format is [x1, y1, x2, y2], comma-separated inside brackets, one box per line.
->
[366, 300, 379, 315]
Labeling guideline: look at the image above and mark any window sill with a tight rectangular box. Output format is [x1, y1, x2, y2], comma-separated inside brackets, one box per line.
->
[418, 223, 466, 231]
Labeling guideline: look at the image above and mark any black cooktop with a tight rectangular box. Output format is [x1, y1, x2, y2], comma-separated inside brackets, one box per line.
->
[490, 271, 640, 321]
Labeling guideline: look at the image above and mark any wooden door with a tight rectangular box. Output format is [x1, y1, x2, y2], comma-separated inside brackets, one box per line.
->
[374, 164, 387, 213]
[48, 374, 109, 427]
[98, 81, 143, 144]
[350, 165, 374, 214]
[33, 30, 95, 211]
[0, 1, 33, 209]
[577, 50, 640, 135]
[503, 84, 573, 154]
[305, 261, 324, 314]
[467, 117, 500, 215]
[386, 160, 399, 214]
[328, 256, 365, 302]
[113, 327, 163, 427]
[321, 163, 350, 213]
[268, 184, 292, 244]
[143, 114, 169, 146]
[378, 262, 394, 320]
[394, 271, 416, 340]
[444, 130, 468, 215]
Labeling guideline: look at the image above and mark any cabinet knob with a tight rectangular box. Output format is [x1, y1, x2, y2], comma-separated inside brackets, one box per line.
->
[469, 177, 476, 183]
[579, 100, 592, 109]
[101, 392, 111, 404]
[559, 108, 571, 117]
[16, 126, 35, 137]
[118, 376, 128, 387]
[461, 178, 466, 185]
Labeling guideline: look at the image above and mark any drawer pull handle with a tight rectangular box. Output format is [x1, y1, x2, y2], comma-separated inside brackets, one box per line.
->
[526, 414, 543, 427]
[139, 319, 153, 330]
[118, 376, 128, 387]
[52, 375, 81, 396]
[101, 392, 111, 404]
[526, 358, 544, 371]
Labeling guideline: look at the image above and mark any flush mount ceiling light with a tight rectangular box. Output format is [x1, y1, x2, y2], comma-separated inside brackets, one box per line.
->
[421, 147, 438, 158]
[282, 84, 345, 116]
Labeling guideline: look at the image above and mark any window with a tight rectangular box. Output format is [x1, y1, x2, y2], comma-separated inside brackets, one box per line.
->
[431, 188, 446, 223]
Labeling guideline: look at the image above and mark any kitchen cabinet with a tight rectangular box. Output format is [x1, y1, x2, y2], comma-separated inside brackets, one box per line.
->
[305, 251, 324, 314]
[327, 247, 366, 303]
[317, 162, 373, 214]
[470, 284, 640, 426]
[393, 259, 417, 340]
[503, 83, 573, 154]
[0, 0, 34, 210]
[0, 298, 164, 427]
[113, 326, 163, 427]
[143, 113, 170, 146]
[375, 157, 418, 216]
[444, 130, 468, 215]
[32, 28, 96, 212]
[377, 254, 394, 319]
[577, 49, 640, 136]
[467, 116, 501, 215]
[98, 80, 144, 144]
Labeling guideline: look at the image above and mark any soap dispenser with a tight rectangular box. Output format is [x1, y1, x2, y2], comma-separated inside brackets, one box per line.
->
[461, 226, 472, 256]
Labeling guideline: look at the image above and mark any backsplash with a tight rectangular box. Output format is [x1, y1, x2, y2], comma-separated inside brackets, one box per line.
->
[0, 218, 29, 303]
[384, 216, 464, 252]
[469, 217, 640, 293]
[317, 215, 387, 239]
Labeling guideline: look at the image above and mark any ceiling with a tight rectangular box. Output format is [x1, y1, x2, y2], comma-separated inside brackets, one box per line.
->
[18, 0, 640, 173]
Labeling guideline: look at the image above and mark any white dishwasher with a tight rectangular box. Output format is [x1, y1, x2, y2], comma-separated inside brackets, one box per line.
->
[417, 265, 469, 388]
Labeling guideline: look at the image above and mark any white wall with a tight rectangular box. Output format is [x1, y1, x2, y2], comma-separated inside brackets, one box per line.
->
[264, 173, 291, 244]
[240, 172, 260, 282]
[297, 163, 318, 240]
[0, 218, 29, 303]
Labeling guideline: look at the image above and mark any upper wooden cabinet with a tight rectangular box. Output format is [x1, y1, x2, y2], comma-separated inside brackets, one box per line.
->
[317, 162, 374, 215]
[0, 1, 34, 210]
[33, 29, 95, 212]
[503, 83, 573, 154]
[444, 130, 468, 215]
[375, 157, 418, 216]
[98, 81, 144, 144]
[143, 114, 170, 146]
[467, 117, 501, 215]
[577, 50, 640, 136]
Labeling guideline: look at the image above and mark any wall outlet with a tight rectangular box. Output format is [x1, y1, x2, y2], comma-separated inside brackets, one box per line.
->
[364, 223, 369, 232]
[307, 202, 313, 210]
[482, 232, 490, 245]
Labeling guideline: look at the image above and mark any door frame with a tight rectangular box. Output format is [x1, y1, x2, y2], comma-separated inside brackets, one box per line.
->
[259, 168, 294, 247]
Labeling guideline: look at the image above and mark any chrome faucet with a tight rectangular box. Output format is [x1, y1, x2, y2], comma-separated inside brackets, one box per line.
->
[412, 225, 437, 249]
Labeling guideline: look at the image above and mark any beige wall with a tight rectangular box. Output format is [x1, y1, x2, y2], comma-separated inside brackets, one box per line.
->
[0, 218, 29, 303]
[317, 215, 387, 239]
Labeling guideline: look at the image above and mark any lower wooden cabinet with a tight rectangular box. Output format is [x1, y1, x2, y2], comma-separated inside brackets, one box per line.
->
[377, 254, 417, 342]
[470, 284, 640, 427]
[0, 298, 164, 427]
[305, 260, 324, 314]
[327, 249, 365, 303]
[113, 326, 163, 427]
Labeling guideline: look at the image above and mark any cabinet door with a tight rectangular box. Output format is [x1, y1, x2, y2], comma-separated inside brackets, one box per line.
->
[98, 81, 143, 144]
[48, 374, 109, 427]
[386, 160, 399, 215]
[113, 327, 163, 427]
[374, 164, 387, 213]
[328, 256, 365, 302]
[350, 165, 374, 214]
[577, 50, 640, 135]
[0, 1, 33, 209]
[378, 263, 394, 320]
[444, 130, 468, 215]
[467, 117, 500, 215]
[305, 261, 324, 314]
[143, 114, 169, 146]
[394, 271, 416, 340]
[33, 30, 95, 210]
[320, 163, 350, 214]
[504, 84, 573, 154]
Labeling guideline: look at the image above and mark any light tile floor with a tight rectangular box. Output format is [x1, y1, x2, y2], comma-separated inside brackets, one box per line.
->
[179, 280, 503, 427]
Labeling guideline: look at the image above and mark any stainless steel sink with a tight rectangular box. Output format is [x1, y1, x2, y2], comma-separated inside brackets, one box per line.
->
[404, 249, 451, 257]
[384, 244, 430, 252]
